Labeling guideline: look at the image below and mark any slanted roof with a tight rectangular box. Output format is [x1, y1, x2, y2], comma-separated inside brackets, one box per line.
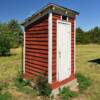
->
[22, 3, 79, 27]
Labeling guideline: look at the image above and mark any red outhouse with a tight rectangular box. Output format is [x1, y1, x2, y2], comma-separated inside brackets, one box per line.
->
[22, 4, 79, 90]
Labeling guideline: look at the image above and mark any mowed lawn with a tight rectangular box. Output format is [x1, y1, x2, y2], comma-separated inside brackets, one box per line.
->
[0, 45, 100, 100]
[76, 45, 100, 100]
[0, 48, 37, 100]
[0, 48, 22, 83]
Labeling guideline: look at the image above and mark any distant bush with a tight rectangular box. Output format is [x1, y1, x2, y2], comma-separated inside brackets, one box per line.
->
[76, 73, 91, 91]
[0, 33, 11, 56]
[59, 87, 78, 100]
[0, 20, 23, 56]
[76, 27, 100, 44]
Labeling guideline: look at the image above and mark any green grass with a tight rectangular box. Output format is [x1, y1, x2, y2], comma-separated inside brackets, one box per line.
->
[17, 86, 38, 96]
[76, 73, 91, 92]
[0, 47, 39, 100]
[0, 48, 22, 83]
[59, 87, 78, 100]
[0, 45, 100, 100]
[0, 92, 12, 100]
[76, 44, 100, 100]
[14, 75, 39, 96]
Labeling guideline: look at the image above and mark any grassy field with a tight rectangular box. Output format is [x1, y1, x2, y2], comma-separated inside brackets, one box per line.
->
[0, 48, 37, 100]
[76, 45, 100, 100]
[0, 48, 21, 83]
[0, 45, 100, 100]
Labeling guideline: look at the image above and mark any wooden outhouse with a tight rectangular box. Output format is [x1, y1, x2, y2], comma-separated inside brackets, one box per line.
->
[22, 4, 79, 90]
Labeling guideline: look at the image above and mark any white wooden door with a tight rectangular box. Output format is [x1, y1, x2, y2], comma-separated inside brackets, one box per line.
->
[57, 20, 71, 81]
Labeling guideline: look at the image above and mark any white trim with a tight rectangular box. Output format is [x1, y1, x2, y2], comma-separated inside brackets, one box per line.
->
[56, 21, 58, 80]
[22, 4, 79, 27]
[74, 20, 76, 74]
[24, 12, 49, 27]
[56, 20, 59, 80]
[23, 30, 25, 74]
[67, 17, 69, 22]
[48, 12, 52, 83]
[57, 20, 71, 25]
[61, 16, 62, 20]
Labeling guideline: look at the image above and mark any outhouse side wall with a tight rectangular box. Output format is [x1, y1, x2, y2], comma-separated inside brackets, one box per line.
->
[24, 15, 48, 79]
[51, 13, 75, 89]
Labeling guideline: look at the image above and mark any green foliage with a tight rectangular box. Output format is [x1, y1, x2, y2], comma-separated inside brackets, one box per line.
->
[15, 73, 51, 96]
[50, 94, 54, 99]
[76, 27, 84, 43]
[0, 82, 9, 91]
[76, 73, 91, 91]
[35, 76, 52, 96]
[0, 92, 12, 100]
[7, 20, 23, 47]
[59, 87, 78, 100]
[0, 20, 23, 56]
[76, 27, 100, 44]
[15, 74, 38, 96]
[18, 86, 38, 96]
[15, 74, 30, 88]
[0, 32, 11, 56]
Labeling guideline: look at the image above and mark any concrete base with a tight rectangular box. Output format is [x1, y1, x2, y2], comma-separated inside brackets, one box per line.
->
[51, 79, 79, 97]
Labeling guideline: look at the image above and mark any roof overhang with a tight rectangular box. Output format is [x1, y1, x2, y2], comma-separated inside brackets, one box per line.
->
[21, 3, 79, 27]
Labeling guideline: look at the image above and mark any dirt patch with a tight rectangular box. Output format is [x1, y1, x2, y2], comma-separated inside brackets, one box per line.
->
[8, 88, 32, 100]
[8, 88, 53, 100]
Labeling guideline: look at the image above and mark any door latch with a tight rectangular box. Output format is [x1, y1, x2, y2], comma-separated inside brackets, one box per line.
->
[59, 51, 61, 58]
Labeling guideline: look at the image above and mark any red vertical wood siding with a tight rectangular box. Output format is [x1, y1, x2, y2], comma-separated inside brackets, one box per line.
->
[69, 17, 75, 76]
[52, 14, 61, 82]
[24, 15, 48, 79]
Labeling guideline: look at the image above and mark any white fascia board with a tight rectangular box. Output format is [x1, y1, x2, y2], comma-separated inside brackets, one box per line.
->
[74, 20, 76, 74]
[48, 12, 52, 83]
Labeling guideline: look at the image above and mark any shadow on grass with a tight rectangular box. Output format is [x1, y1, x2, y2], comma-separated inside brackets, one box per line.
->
[88, 58, 100, 64]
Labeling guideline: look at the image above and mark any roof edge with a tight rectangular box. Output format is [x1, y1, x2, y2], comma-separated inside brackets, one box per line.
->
[21, 3, 79, 27]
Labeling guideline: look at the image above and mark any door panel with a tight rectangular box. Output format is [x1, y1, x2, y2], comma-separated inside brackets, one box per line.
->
[57, 20, 71, 81]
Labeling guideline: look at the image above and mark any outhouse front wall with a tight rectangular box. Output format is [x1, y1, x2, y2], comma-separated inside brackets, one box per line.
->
[50, 13, 75, 89]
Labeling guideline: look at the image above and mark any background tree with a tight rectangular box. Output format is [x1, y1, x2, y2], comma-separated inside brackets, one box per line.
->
[0, 19, 100, 56]
[0, 20, 23, 56]
[76, 27, 84, 44]
[0, 24, 11, 56]
[7, 20, 23, 47]
[76, 27, 100, 44]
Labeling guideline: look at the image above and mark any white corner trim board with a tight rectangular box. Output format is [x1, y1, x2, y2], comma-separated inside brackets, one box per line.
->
[48, 12, 52, 83]
[74, 20, 76, 74]
[23, 31, 25, 74]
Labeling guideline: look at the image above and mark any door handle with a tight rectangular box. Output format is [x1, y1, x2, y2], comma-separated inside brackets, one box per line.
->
[58, 51, 61, 58]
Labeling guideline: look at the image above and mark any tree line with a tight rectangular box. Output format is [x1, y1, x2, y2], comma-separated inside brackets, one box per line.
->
[0, 19, 100, 56]
[76, 27, 100, 44]
[0, 20, 23, 56]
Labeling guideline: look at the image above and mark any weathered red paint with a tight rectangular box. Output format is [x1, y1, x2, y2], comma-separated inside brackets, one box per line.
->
[24, 15, 48, 78]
